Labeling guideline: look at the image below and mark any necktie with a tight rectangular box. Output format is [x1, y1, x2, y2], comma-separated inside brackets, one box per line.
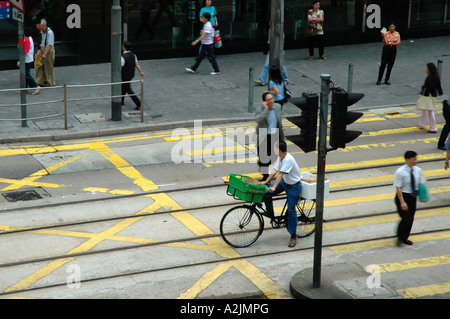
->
[411, 167, 418, 197]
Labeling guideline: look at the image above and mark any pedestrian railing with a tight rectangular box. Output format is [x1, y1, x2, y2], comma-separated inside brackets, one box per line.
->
[0, 79, 144, 129]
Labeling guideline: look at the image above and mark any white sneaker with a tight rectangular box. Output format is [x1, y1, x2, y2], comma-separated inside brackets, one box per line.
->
[185, 68, 195, 74]
[210, 71, 220, 75]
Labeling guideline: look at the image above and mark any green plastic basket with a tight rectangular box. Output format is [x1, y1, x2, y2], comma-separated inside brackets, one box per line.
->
[226, 174, 267, 203]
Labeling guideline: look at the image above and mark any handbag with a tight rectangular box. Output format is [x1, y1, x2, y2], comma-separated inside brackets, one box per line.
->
[284, 86, 292, 99]
[418, 184, 430, 202]
[416, 94, 437, 111]
[304, 26, 317, 38]
[214, 30, 222, 48]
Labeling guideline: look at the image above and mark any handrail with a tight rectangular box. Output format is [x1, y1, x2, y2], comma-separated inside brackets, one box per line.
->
[0, 79, 145, 129]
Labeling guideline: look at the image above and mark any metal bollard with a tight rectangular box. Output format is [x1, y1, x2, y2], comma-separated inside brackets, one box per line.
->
[347, 63, 354, 93]
[64, 83, 68, 130]
[140, 79, 144, 123]
[248, 67, 255, 113]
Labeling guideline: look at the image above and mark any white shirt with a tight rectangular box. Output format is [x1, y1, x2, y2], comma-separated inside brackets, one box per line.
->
[25, 36, 34, 63]
[273, 153, 302, 185]
[201, 21, 214, 45]
[393, 164, 426, 194]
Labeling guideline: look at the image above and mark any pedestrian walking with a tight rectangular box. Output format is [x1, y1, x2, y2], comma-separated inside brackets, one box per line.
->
[417, 63, 443, 133]
[307, 1, 326, 61]
[264, 67, 288, 108]
[376, 23, 400, 85]
[254, 32, 289, 86]
[121, 41, 145, 110]
[35, 19, 56, 87]
[199, 0, 218, 29]
[24, 27, 41, 95]
[437, 92, 450, 149]
[393, 151, 427, 246]
[260, 141, 302, 248]
[185, 12, 220, 75]
[254, 92, 284, 181]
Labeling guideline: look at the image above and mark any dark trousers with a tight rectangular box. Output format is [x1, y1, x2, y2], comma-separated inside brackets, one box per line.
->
[395, 193, 417, 241]
[25, 62, 38, 88]
[308, 35, 324, 57]
[438, 100, 450, 148]
[378, 45, 397, 82]
[121, 82, 141, 108]
[191, 44, 220, 72]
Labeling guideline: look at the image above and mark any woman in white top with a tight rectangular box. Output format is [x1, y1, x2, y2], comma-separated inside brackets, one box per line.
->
[24, 27, 41, 95]
[307, 1, 326, 61]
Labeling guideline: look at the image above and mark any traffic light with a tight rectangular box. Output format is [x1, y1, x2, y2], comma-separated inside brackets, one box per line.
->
[286, 93, 319, 153]
[330, 88, 364, 149]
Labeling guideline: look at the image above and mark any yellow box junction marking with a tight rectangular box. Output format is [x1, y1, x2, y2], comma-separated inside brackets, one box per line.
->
[2, 143, 288, 299]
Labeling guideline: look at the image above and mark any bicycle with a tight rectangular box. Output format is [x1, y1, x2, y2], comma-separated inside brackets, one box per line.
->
[221, 185, 316, 248]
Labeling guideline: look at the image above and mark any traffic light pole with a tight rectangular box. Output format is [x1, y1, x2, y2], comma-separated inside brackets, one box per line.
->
[111, 0, 122, 121]
[312, 74, 331, 288]
[269, 0, 284, 72]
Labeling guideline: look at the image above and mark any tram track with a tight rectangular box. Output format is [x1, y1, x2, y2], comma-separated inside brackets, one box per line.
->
[0, 156, 447, 236]
[1, 225, 449, 297]
[1, 156, 449, 297]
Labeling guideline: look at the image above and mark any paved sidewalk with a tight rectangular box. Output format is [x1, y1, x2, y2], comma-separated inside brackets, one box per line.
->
[0, 35, 449, 144]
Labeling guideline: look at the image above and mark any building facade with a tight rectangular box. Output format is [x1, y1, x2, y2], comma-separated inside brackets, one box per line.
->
[0, 0, 449, 69]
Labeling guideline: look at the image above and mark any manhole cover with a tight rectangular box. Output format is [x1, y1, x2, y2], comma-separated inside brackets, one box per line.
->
[2, 190, 43, 202]
[74, 113, 106, 123]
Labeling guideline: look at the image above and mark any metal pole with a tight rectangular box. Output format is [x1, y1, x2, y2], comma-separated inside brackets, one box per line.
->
[248, 67, 254, 112]
[313, 73, 331, 288]
[111, 0, 122, 121]
[140, 79, 144, 123]
[123, 0, 128, 41]
[269, 0, 284, 72]
[437, 59, 443, 80]
[18, 21, 27, 127]
[347, 63, 354, 93]
[64, 83, 68, 130]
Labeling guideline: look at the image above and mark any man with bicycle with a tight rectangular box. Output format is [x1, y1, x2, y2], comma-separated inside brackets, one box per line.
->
[260, 141, 302, 247]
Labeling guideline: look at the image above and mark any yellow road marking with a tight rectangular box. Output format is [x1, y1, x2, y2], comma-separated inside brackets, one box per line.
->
[365, 254, 450, 273]
[330, 230, 450, 253]
[5, 258, 74, 293]
[178, 263, 233, 299]
[397, 282, 450, 299]
[0, 178, 67, 189]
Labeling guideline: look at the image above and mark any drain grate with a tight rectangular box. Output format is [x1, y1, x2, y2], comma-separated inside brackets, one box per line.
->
[2, 190, 43, 202]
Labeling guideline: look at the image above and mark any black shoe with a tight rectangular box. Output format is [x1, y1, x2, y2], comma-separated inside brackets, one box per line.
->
[438, 146, 446, 150]
[135, 106, 141, 110]
[385, 80, 391, 85]
[398, 238, 413, 246]
[376, 80, 381, 85]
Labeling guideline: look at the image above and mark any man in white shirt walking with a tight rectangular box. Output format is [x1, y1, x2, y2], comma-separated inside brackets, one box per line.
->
[185, 12, 220, 75]
[393, 150, 426, 246]
[261, 141, 302, 247]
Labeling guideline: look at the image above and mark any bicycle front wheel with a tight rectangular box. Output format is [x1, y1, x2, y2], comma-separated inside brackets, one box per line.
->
[220, 205, 263, 248]
[296, 199, 316, 238]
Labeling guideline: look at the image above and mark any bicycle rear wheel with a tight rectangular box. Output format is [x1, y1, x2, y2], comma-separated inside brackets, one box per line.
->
[296, 199, 316, 238]
[220, 205, 263, 248]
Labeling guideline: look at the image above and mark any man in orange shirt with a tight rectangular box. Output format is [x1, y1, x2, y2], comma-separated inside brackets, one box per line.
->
[377, 23, 401, 85]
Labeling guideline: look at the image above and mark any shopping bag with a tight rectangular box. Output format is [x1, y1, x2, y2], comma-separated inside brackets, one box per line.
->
[214, 30, 222, 48]
[418, 184, 430, 202]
